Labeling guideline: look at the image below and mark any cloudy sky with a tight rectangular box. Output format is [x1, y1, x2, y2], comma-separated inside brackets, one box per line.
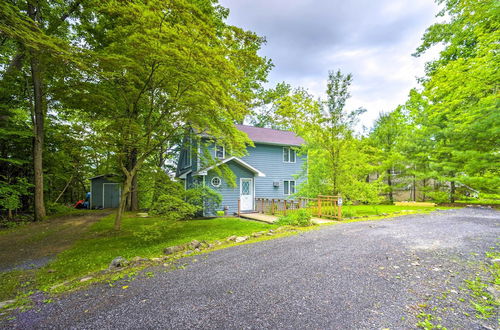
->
[219, 0, 444, 130]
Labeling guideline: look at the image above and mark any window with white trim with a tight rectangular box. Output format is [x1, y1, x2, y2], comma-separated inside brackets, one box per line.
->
[181, 149, 191, 168]
[215, 145, 225, 159]
[283, 180, 296, 195]
[283, 147, 296, 163]
[211, 177, 221, 187]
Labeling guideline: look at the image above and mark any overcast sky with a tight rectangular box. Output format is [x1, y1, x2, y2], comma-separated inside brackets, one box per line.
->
[219, 0, 443, 130]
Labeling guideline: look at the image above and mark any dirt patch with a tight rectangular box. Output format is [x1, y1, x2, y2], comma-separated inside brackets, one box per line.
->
[0, 212, 110, 272]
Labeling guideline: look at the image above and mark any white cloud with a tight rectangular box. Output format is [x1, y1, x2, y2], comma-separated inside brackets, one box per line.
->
[220, 0, 444, 129]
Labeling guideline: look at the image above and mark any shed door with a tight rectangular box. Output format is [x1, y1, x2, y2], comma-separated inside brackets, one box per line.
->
[103, 183, 120, 208]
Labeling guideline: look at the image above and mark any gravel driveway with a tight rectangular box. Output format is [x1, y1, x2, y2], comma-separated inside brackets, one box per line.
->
[3, 208, 499, 329]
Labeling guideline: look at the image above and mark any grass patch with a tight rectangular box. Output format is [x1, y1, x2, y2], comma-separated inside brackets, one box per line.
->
[416, 312, 447, 329]
[37, 214, 276, 290]
[455, 199, 500, 205]
[341, 204, 455, 218]
[0, 213, 276, 305]
[463, 249, 500, 319]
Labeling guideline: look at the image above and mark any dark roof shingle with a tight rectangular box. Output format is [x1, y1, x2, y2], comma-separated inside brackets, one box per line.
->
[236, 124, 304, 146]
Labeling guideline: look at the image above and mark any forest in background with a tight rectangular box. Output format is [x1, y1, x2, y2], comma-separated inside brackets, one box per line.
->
[0, 0, 498, 228]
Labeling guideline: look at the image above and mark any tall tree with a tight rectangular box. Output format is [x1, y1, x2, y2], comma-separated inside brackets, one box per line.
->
[413, 0, 500, 201]
[276, 70, 380, 202]
[1, 0, 84, 219]
[62, 0, 271, 229]
[369, 107, 407, 203]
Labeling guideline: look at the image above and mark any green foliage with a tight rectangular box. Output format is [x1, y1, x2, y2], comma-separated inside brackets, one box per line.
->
[425, 191, 451, 204]
[0, 213, 276, 301]
[464, 250, 500, 320]
[276, 209, 313, 227]
[341, 204, 450, 218]
[185, 185, 223, 215]
[416, 312, 446, 329]
[0, 177, 32, 215]
[149, 195, 198, 220]
[276, 70, 381, 203]
[408, 0, 500, 200]
[46, 202, 74, 216]
[369, 107, 409, 203]
[1, 0, 270, 226]
[36, 214, 276, 291]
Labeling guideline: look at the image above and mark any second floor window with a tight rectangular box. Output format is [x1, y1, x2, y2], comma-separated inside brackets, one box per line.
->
[182, 142, 191, 168]
[283, 147, 296, 163]
[215, 145, 225, 159]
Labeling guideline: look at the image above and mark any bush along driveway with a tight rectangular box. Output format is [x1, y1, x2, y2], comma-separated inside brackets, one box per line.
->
[1, 207, 499, 329]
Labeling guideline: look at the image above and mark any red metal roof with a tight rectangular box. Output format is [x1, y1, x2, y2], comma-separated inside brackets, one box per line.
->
[236, 124, 304, 146]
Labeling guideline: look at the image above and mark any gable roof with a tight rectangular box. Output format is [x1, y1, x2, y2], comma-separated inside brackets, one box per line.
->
[195, 156, 265, 177]
[235, 124, 304, 146]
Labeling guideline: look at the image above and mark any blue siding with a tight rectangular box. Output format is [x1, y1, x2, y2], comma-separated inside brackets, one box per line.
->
[242, 143, 305, 199]
[177, 134, 307, 215]
[206, 161, 254, 216]
[90, 176, 121, 209]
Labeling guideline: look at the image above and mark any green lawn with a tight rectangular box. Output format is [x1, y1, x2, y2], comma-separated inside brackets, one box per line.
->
[0, 213, 276, 304]
[455, 199, 500, 205]
[341, 204, 454, 218]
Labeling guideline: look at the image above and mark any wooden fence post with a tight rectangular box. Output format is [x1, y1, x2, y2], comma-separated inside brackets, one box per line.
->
[261, 199, 264, 213]
[271, 199, 275, 215]
[237, 199, 241, 217]
[318, 197, 322, 218]
[338, 199, 342, 220]
[284, 200, 287, 216]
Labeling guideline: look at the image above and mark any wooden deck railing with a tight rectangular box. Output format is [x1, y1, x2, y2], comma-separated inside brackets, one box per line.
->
[253, 195, 342, 220]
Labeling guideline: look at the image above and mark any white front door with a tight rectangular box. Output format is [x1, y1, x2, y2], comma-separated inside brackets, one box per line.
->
[240, 178, 254, 211]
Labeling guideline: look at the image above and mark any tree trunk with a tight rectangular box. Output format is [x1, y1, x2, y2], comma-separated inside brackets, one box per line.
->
[115, 172, 132, 231]
[130, 172, 138, 211]
[387, 168, 393, 204]
[28, 1, 46, 221]
[450, 180, 455, 203]
[126, 148, 139, 211]
[422, 178, 426, 201]
[54, 174, 73, 203]
[115, 159, 143, 230]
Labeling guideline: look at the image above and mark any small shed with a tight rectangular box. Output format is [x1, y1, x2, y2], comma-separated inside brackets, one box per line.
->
[89, 174, 121, 209]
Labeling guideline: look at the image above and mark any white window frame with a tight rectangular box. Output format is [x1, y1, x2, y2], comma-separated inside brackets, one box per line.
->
[211, 176, 222, 188]
[283, 180, 296, 195]
[215, 145, 225, 159]
[283, 147, 296, 163]
[181, 138, 192, 169]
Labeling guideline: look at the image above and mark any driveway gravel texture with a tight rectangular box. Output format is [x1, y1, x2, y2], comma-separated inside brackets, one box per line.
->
[2, 208, 499, 329]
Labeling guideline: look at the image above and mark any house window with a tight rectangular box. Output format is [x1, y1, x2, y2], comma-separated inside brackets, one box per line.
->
[182, 149, 191, 168]
[283, 147, 296, 163]
[284, 180, 296, 195]
[211, 177, 221, 188]
[181, 138, 192, 168]
[215, 145, 225, 159]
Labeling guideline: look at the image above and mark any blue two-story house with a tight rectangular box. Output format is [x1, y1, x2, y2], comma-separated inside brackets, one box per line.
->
[176, 124, 306, 216]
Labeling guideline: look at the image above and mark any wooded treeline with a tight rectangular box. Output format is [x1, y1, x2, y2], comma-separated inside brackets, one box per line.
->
[250, 0, 499, 204]
[0, 0, 498, 227]
[1, 0, 271, 228]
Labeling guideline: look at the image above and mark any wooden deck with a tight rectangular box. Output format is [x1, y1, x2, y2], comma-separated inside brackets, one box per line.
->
[239, 212, 277, 224]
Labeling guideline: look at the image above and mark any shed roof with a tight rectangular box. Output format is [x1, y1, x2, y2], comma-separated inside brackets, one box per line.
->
[235, 125, 304, 146]
[88, 174, 119, 181]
